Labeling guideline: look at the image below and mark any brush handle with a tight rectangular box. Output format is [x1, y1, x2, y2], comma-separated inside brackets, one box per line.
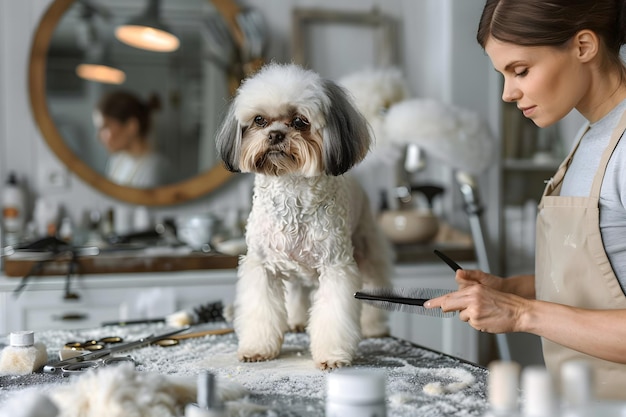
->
[171, 328, 234, 340]
[434, 249, 463, 272]
[101, 318, 165, 326]
[354, 291, 428, 306]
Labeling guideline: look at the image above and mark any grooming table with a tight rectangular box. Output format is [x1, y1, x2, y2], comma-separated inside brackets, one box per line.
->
[0, 324, 488, 416]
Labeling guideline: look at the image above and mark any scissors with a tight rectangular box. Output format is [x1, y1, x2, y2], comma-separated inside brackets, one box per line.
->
[43, 327, 189, 376]
[60, 356, 136, 376]
[63, 336, 124, 352]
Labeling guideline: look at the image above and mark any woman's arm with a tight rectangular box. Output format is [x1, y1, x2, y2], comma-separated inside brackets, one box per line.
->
[427, 283, 626, 364]
[520, 300, 626, 364]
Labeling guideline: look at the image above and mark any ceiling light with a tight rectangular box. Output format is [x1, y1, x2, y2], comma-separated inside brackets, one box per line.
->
[114, 0, 180, 53]
[76, 43, 126, 85]
[76, 63, 126, 85]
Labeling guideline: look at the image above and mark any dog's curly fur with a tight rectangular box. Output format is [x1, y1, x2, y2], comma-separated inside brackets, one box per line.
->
[216, 62, 392, 370]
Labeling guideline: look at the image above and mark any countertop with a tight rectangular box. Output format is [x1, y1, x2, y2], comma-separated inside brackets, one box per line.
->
[2, 249, 240, 277]
[2, 240, 474, 278]
[0, 323, 488, 416]
[2, 221, 475, 278]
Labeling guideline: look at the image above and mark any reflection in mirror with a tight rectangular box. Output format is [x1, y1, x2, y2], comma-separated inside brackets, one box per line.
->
[46, 0, 227, 186]
[30, 0, 251, 205]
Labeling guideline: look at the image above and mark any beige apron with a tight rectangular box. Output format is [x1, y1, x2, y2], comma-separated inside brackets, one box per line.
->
[536, 111, 626, 400]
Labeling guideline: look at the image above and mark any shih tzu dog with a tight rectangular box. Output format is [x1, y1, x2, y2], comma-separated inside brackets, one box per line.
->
[216, 62, 392, 370]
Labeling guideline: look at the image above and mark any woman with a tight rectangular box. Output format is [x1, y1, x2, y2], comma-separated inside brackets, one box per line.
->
[94, 90, 170, 188]
[426, 0, 626, 399]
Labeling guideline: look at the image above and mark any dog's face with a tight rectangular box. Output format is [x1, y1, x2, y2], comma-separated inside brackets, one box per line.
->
[216, 63, 372, 177]
[238, 106, 324, 176]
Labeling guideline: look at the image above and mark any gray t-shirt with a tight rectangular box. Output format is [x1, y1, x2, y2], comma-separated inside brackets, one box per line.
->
[561, 99, 626, 294]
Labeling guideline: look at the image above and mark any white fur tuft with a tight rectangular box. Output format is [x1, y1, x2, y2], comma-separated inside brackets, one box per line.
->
[45, 363, 248, 417]
[233, 62, 330, 132]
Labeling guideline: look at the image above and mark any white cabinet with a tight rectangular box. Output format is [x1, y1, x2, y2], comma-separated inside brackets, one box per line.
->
[0, 270, 238, 333]
[0, 263, 479, 363]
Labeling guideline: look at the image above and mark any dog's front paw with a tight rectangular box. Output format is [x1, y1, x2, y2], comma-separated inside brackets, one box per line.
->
[238, 350, 279, 363]
[237, 339, 282, 363]
[315, 357, 352, 370]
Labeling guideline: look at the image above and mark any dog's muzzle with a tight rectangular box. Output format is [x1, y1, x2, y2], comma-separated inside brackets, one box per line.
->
[268, 130, 285, 145]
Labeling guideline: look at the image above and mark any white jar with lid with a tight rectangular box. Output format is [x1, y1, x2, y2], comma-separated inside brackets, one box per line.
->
[326, 368, 386, 417]
[0, 330, 48, 375]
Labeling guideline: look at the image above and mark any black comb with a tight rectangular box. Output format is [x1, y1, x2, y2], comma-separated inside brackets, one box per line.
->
[355, 287, 456, 317]
[434, 249, 463, 272]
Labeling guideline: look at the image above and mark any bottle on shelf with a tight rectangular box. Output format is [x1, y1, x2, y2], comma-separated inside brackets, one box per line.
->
[2, 172, 26, 245]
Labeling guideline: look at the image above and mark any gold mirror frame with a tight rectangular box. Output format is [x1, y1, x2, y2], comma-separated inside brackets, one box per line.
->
[29, 0, 233, 206]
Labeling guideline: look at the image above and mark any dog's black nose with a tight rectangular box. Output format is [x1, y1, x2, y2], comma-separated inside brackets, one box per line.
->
[268, 130, 285, 144]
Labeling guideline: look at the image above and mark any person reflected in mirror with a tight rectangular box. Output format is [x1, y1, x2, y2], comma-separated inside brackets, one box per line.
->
[425, 0, 626, 400]
[94, 90, 171, 188]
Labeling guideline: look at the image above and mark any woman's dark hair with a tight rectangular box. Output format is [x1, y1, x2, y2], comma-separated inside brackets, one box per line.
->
[477, 0, 626, 72]
[97, 90, 161, 137]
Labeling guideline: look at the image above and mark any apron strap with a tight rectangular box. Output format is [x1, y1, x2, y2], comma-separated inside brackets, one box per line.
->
[540, 123, 588, 200]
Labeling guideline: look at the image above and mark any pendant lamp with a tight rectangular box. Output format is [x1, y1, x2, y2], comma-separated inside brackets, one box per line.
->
[115, 0, 180, 52]
[76, 44, 126, 85]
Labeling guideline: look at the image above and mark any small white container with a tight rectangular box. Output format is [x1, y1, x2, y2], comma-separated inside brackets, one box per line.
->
[0, 330, 48, 375]
[326, 369, 386, 417]
[521, 366, 557, 417]
[485, 361, 520, 417]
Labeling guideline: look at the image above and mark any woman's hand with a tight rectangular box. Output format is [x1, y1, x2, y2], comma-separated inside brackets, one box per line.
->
[425, 284, 530, 333]
[456, 270, 536, 299]
[455, 269, 505, 291]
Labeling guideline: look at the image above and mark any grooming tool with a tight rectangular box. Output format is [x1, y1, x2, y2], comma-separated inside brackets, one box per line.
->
[434, 249, 463, 272]
[168, 327, 234, 340]
[42, 327, 188, 374]
[100, 300, 225, 327]
[355, 288, 456, 318]
[151, 328, 234, 347]
[60, 356, 136, 377]
[59, 337, 124, 360]
[100, 318, 169, 327]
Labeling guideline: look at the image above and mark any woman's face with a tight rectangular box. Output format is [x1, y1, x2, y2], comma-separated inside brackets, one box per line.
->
[485, 36, 589, 127]
[93, 111, 138, 153]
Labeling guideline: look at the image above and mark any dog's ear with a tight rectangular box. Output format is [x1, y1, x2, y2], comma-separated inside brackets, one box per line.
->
[321, 80, 372, 176]
[215, 102, 242, 172]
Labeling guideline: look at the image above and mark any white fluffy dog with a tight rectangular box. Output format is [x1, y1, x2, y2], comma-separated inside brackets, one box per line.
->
[216, 62, 392, 370]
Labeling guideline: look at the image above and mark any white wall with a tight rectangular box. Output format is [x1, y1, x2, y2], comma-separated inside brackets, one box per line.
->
[0, 0, 498, 250]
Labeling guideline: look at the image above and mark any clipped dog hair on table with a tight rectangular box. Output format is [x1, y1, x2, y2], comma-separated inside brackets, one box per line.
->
[43, 363, 247, 417]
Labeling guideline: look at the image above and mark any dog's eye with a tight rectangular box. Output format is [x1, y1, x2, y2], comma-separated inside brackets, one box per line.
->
[292, 116, 309, 131]
[254, 116, 267, 127]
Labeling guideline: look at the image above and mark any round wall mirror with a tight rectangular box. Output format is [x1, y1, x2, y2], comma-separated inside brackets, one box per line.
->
[29, 0, 239, 206]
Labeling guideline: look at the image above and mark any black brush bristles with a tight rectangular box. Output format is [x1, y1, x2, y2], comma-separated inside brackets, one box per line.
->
[355, 287, 456, 318]
[192, 300, 225, 324]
